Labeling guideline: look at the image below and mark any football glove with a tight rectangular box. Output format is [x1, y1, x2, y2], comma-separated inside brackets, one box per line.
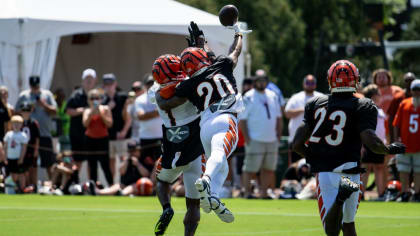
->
[186, 21, 205, 47]
[227, 22, 252, 35]
[387, 142, 406, 155]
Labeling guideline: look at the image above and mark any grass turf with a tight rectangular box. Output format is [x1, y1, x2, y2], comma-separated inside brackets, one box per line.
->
[0, 195, 419, 235]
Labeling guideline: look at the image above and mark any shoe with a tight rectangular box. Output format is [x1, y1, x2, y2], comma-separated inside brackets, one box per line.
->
[399, 192, 411, 202]
[195, 177, 212, 213]
[413, 193, 420, 202]
[154, 207, 174, 236]
[337, 176, 359, 202]
[210, 196, 234, 223]
[83, 180, 96, 196]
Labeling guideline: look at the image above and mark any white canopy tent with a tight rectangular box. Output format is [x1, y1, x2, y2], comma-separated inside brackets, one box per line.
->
[0, 0, 246, 104]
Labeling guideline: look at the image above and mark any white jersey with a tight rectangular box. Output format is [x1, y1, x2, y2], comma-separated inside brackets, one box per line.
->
[149, 83, 200, 128]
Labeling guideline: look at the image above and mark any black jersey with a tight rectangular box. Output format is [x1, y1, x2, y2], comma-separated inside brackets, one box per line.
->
[175, 55, 238, 112]
[303, 94, 377, 172]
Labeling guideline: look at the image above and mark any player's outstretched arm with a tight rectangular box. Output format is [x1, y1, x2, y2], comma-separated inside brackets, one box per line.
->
[187, 21, 216, 62]
[292, 123, 312, 158]
[228, 33, 243, 69]
[360, 129, 406, 155]
[155, 92, 187, 111]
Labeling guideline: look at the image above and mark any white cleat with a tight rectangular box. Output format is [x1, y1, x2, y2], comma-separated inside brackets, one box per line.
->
[210, 196, 234, 223]
[195, 178, 212, 213]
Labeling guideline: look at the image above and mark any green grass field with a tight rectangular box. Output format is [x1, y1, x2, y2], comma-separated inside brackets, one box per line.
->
[0, 195, 419, 236]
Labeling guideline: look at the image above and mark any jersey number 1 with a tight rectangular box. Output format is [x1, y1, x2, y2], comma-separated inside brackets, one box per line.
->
[197, 74, 235, 109]
[309, 107, 347, 146]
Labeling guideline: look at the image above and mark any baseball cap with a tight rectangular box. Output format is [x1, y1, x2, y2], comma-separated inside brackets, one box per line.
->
[102, 73, 116, 84]
[29, 75, 40, 87]
[410, 79, 420, 90]
[255, 69, 268, 81]
[20, 101, 33, 112]
[11, 115, 24, 123]
[82, 68, 96, 80]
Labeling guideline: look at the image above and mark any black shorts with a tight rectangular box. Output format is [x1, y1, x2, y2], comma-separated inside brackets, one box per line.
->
[7, 159, 25, 174]
[70, 135, 86, 161]
[39, 137, 56, 168]
[362, 146, 385, 164]
[160, 118, 204, 169]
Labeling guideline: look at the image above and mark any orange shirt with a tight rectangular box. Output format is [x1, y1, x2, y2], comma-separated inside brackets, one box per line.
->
[393, 98, 420, 153]
[85, 114, 108, 138]
[378, 85, 403, 113]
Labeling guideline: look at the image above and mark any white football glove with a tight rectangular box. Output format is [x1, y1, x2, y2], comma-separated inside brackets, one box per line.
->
[227, 22, 252, 35]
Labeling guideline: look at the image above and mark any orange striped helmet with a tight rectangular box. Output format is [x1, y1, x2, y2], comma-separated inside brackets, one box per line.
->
[180, 47, 211, 77]
[327, 60, 360, 93]
[152, 54, 186, 85]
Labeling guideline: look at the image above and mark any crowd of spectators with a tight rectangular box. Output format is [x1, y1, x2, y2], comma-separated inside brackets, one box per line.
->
[0, 67, 419, 202]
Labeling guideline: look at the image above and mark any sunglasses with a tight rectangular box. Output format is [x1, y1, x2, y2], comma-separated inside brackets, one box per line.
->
[90, 97, 101, 101]
[132, 86, 142, 91]
[305, 81, 316, 86]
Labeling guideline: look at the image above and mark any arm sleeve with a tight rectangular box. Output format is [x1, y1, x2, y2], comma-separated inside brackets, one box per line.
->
[217, 55, 234, 72]
[303, 101, 314, 128]
[358, 99, 378, 132]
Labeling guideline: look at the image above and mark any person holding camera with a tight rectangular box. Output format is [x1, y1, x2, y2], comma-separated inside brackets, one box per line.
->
[83, 89, 114, 186]
[15, 76, 57, 180]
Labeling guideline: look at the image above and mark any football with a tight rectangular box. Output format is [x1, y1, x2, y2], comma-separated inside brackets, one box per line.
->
[136, 177, 154, 196]
[218, 5, 238, 26]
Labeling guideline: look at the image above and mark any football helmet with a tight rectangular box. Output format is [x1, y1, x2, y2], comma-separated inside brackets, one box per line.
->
[327, 60, 360, 93]
[152, 54, 186, 85]
[180, 47, 211, 77]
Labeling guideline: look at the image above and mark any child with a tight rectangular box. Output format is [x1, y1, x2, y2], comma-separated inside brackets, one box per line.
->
[4, 115, 29, 191]
[20, 101, 40, 189]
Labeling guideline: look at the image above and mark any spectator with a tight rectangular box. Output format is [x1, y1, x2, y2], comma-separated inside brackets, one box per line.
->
[102, 73, 131, 178]
[256, 69, 287, 112]
[124, 81, 145, 142]
[4, 115, 28, 191]
[388, 72, 416, 142]
[372, 69, 403, 115]
[66, 68, 97, 180]
[361, 84, 387, 198]
[0, 86, 12, 141]
[84, 141, 150, 196]
[280, 159, 313, 199]
[54, 88, 70, 151]
[83, 89, 114, 186]
[285, 75, 323, 164]
[393, 79, 420, 202]
[135, 75, 163, 165]
[239, 74, 283, 199]
[15, 76, 57, 179]
[51, 151, 77, 195]
[20, 101, 40, 190]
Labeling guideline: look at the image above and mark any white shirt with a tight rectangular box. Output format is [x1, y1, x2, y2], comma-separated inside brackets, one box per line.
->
[285, 91, 323, 143]
[376, 108, 387, 143]
[4, 131, 29, 159]
[127, 103, 141, 140]
[148, 84, 200, 127]
[134, 92, 163, 139]
[239, 89, 282, 142]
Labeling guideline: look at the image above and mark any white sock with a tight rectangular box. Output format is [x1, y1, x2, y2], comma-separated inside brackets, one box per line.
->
[203, 149, 228, 197]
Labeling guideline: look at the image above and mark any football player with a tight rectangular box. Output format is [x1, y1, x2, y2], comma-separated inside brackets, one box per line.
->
[156, 22, 250, 223]
[292, 60, 406, 236]
[151, 54, 205, 236]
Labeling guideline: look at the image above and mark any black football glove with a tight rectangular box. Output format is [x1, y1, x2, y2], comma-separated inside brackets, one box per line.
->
[387, 142, 406, 155]
[186, 21, 205, 47]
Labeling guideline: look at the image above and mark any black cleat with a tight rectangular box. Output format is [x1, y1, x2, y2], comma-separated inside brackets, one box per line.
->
[154, 207, 174, 236]
[337, 176, 359, 202]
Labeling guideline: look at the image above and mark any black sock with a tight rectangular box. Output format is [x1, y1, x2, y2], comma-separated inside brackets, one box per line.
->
[163, 203, 171, 210]
[336, 196, 345, 206]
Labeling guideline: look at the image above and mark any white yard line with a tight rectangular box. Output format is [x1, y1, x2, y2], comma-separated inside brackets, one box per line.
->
[1, 206, 420, 220]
